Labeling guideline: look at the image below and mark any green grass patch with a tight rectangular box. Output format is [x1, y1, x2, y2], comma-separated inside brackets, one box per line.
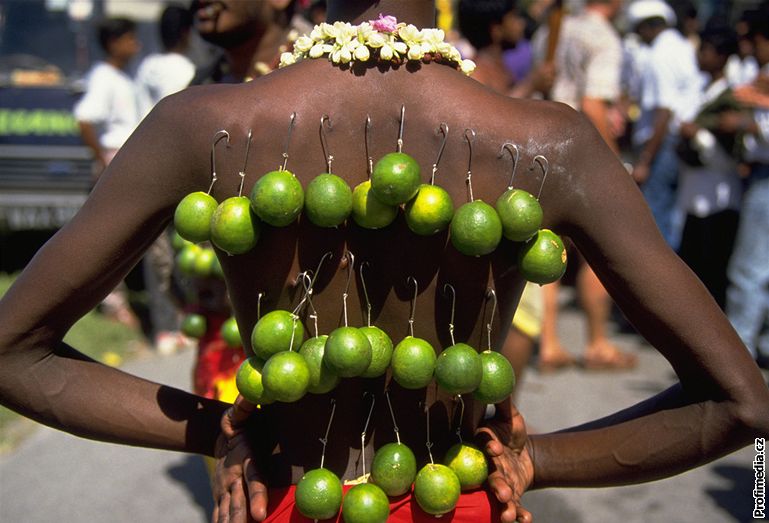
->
[0, 272, 148, 453]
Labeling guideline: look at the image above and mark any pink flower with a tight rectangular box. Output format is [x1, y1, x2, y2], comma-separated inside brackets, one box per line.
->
[370, 14, 398, 33]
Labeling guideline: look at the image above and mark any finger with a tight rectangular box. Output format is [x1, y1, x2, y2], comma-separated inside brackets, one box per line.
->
[516, 504, 533, 523]
[475, 427, 505, 458]
[244, 457, 269, 521]
[499, 500, 519, 523]
[231, 395, 257, 424]
[229, 478, 248, 523]
[487, 472, 513, 505]
[218, 491, 231, 523]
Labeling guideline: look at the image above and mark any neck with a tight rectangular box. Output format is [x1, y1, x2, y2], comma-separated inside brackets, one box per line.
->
[227, 24, 290, 80]
[106, 56, 128, 71]
[585, 3, 614, 20]
[326, 0, 435, 27]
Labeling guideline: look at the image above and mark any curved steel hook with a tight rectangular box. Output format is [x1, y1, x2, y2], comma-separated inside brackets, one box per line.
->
[280, 112, 297, 171]
[237, 129, 253, 196]
[208, 129, 230, 194]
[397, 104, 406, 153]
[359, 261, 372, 327]
[443, 283, 457, 345]
[464, 128, 476, 202]
[407, 276, 418, 337]
[320, 114, 334, 173]
[533, 155, 550, 200]
[485, 288, 498, 350]
[430, 123, 449, 185]
[365, 114, 373, 178]
[499, 142, 520, 190]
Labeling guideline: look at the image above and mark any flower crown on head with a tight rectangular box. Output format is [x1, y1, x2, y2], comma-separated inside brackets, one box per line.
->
[280, 14, 476, 75]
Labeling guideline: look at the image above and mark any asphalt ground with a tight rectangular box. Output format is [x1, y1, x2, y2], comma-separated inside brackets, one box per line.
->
[1, 297, 766, 523]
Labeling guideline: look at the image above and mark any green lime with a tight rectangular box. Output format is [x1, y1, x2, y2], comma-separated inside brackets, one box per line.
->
[181, 313, 206, 339]
[341, 483, 390, 523]
[371, 152, 422, 206]
[518, 229, 567, 284]
[220, 316, 242, 348]
[171, 229, 192, 251]
[174, 191, 217, 243]
[295, 468, 343, 520]
[450, 200, 503, 257]
[351, 180, 399, 229]
[261, 350, 310, 403]
[235, 356, 273, 404]
[434, 343, 483, 395]
[495, 188, 543, 242]
[391, 336, 436, 389]
[210, 196, 260, 255]
[443, 442, 489, 491]
[413, 463, 461, 516]
[473, 350, 516, 404]
[304, 173, 353, 227]
[359, 326, 393, 378]
[323, 326, 372, 378]
[250, 310, 305, 360]
[249, 169, 304, 227]
[404, 184, 454, 235]
[370, 442, 417, 496]
[192, 247, 217, 278]
[175, 243, 202, 276]
[298, 335, 340, 394]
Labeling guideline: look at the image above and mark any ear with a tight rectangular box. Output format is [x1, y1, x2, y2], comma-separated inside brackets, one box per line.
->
[268, 0, 293, 11]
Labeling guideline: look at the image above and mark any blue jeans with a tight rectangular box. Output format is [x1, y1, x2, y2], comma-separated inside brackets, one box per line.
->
[641, 137, 682, 250]
[726, 165, 769, 358]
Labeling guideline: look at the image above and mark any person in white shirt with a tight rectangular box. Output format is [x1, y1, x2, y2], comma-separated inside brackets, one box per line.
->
[725, 13, 769, 368]
[628, 0, 701, 251]
[676, 23, 742, 309]
[74, 17, 141, 176]
[135, 4, 196, 119]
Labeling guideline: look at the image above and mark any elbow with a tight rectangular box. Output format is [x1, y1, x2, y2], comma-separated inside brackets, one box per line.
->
[733, 387, 769, 441]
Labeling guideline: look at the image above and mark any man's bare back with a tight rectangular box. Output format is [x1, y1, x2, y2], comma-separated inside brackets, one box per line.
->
[0, 2, 767, 521]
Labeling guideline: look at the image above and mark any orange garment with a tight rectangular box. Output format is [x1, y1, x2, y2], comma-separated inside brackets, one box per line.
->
[192, 312, 245, 402]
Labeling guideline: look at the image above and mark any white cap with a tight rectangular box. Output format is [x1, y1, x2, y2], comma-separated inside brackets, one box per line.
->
[627, 0, 677, 27]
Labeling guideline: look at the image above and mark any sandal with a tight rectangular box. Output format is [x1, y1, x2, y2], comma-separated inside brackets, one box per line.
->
[538, 350, 577, 373]
[580, 349, 638, 371]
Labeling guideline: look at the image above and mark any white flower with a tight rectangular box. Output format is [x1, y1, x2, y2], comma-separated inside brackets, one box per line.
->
[320, 22, 336, 39]
[407, 45, 424, 61]
[309, 43, 330, 58]
[380, 43, 394, 61]
[279, 52, 296, 67]
[357, 22, 374, 42]
[398, 24, 422, 44]
[294, 36, 314, 53]
[367, 32, 387, 48]
[354, 45, 370, 61]
[460, 59, 476, 75]
[331, 46, 352, 64]
[391, 39, 407, 55]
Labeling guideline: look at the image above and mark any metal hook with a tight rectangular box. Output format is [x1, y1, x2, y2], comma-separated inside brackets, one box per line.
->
[300, 271, 320, 337]
[384, 388, 402, 444]
[309, 251, 334, 291]
[280, 112, 297, 172]
[207, 129, 230, 194]
[396, 104, 406, 153]
[464, 128, 476, 202]
[319, 398, 336, 469]
[499, 142, 521, 190]
[320, 114, 334, 173]
[365, 115, 373, 179]
[342, 251, 355, 327]
[443, 283, 457, 346]
[485, 288, 498, 351]
[533, 155, 550, 200]
[237, 129, 252, 196]
[359, 261, 373, 327]
[430, 123, 449, 185]
[360, 392, 377, 477]
[424, 400, 434, 464]
[453, 395, 466, 443]
[407, 276, 418, 337]
[256, 291, 265, 321]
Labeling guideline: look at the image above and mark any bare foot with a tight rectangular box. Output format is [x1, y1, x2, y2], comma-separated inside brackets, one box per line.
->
[581, 339, 637, 371]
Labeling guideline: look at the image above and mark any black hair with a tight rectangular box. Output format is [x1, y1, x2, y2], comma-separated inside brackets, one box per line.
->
[97, 17, 137, 53]
[458, 0, 515, 50]
[700, 20, 738, 56]
[748, 9, 769, 40]
[160, 4, 193, 51]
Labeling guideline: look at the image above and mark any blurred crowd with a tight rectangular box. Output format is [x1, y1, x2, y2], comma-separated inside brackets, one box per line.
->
[73, 0, 769, 396]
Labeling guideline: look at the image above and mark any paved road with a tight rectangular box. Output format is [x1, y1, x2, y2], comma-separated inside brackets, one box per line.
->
[1, 300, 765, 523]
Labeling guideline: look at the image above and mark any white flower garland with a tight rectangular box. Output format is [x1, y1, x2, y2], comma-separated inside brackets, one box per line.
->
[279, 15, 475, 75]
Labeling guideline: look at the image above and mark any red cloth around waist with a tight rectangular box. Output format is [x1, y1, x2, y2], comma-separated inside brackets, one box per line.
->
[264, 484, 501, 522]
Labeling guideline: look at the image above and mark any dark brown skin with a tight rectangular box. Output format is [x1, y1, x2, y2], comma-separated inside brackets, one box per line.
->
[0, 2, 767, 522]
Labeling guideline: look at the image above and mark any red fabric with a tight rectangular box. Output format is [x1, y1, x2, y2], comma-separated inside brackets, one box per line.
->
[264, 484, 501, 522]
[191, 313, 246, 399]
